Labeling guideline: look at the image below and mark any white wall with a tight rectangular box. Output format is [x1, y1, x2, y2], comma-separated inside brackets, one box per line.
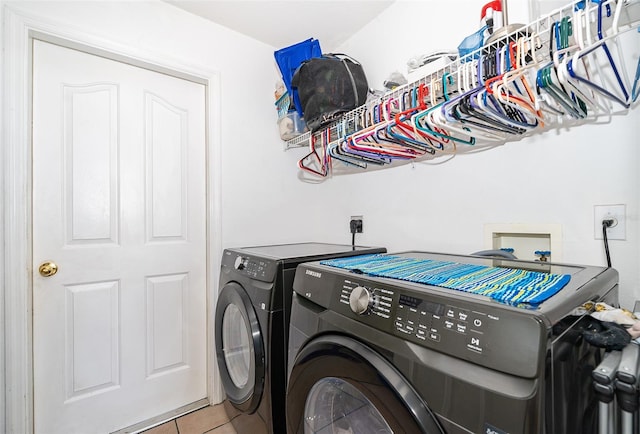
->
[0, 1, 361, 244]
[0, 1, 5, 430]
[1, 1, 638, 431]
[330, 0, 640, 308]
[3, 0, 636, 308]
[0, 0, 350, 428]
[1, 0, 637, 327]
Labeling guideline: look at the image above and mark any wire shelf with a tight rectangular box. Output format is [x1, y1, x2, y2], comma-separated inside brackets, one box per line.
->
[284, 0, 640, 153]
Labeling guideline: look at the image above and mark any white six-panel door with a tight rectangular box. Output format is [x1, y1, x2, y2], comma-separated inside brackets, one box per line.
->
[32, 39, 207, 434]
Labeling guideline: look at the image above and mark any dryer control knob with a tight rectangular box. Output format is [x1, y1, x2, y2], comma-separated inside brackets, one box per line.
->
[234, 256, 247, 270]
[349, 286, 373, 315]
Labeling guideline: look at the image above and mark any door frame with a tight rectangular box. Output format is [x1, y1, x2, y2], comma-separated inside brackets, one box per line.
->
[1, 7, 223, 434]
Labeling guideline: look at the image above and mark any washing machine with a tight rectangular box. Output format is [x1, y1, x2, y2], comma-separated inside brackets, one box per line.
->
[215, 242, 386, 434]
[286, 251, 619, 434]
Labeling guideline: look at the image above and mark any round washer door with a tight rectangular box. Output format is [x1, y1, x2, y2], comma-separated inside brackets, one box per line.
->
[215, 281, 265, 413]
[287, 334, 444, 434]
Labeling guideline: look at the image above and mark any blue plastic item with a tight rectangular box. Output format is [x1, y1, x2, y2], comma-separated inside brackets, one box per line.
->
[458, 26, 487, 63]
[274, 38, 322, 117]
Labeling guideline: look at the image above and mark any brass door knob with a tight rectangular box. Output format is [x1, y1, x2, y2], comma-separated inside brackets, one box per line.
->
[39, 261, 58, 277]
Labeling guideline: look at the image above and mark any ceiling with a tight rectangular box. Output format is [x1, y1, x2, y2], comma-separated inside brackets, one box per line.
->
[164, 0, 396, 50]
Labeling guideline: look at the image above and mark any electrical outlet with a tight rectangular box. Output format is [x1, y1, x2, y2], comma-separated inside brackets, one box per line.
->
[350, 215, 363, 233]
[594, 204, 626, 240]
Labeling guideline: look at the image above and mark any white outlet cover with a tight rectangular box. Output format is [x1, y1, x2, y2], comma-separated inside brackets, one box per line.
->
[594, 204, 626, 240]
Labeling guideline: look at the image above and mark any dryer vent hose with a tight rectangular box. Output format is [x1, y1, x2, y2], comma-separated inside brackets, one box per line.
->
[471, 249, 518, 259]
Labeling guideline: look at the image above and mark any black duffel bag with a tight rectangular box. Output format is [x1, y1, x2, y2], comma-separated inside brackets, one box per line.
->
[291, 53, 369, 132]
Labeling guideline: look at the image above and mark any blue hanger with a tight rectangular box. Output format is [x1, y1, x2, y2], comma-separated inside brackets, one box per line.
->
[434, 60, 512, 142]
[632, 28, 640, 103]
[446, 53, 530, 137]
[385, 85, 440, 152]
[566, 1, 630, 108]
[412, 73, 477, 146]
[478, 43, 540, 131]
[328, 140, 368, 169]
[633, 59, 640, 103]
[536, 21, 588, 118]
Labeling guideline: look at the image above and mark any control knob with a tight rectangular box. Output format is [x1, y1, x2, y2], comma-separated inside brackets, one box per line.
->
[349, 286, 374, 315]
[234, 256, 247, 270]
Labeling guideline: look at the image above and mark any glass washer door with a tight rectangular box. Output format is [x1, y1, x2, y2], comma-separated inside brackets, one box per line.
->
[215, 281, 265, 413]
[221, 303, 253, 389]
[304, 377, 393, 434]
[287, 334, 444, 434]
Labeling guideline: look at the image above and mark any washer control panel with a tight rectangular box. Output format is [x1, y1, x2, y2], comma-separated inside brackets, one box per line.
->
[336, 277, 544, 378]
[394, 294, 489, 354]
[348, 286, 372, 315]
[222, 250, 275, 282]
[233, 255, 270, 279]
[340, 281, 393, 319]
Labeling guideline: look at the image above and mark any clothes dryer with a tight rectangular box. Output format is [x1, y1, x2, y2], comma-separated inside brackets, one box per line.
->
[215, 243, 386, 434]
[287, 251, 619, 434]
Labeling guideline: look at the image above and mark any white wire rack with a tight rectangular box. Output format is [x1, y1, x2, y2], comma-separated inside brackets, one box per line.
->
[283, 0, 640, 155]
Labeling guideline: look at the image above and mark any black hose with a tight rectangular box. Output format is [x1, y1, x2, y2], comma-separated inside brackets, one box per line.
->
[602, 221, 612, 267]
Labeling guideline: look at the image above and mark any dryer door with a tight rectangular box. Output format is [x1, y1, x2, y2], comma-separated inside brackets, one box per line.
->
[215, 281, 264, 413]
[287, 334, 445, 434]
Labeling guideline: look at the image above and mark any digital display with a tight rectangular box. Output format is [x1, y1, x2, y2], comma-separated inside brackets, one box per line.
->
[399, 294, 444, 315]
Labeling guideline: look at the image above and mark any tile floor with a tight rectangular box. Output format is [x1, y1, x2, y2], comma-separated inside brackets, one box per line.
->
[142, 404, 237, 434]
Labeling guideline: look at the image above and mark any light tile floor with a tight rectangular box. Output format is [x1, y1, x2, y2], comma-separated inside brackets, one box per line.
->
[142, 404, 237, 434]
